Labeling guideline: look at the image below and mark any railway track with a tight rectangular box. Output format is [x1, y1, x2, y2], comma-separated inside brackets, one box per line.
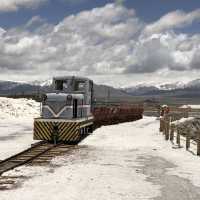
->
[0, 141, 74, 190]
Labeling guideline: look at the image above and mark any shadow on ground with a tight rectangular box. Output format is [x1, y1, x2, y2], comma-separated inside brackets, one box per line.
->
[137, 155, 200, 200]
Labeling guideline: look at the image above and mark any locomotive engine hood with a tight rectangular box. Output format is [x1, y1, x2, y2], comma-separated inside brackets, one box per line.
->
[42, 93, 85, 119]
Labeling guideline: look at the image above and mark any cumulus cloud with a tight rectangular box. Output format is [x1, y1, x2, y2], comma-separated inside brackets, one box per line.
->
[144, 9, 200, 35]
[0, 27, 6, 37]
[0, 3, 199, 83]
[190, 51, 200, 69]
[125, 38, 173, 73]
[0, 4, 143, 75]
[25, 16, 47, 28]
[0, 0, 48, 12]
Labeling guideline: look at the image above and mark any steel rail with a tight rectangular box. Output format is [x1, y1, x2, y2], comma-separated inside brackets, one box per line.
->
[0, 142, 63, 175]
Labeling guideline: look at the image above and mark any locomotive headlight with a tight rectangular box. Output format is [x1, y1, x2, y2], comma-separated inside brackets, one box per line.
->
[67, 95, 72, 101]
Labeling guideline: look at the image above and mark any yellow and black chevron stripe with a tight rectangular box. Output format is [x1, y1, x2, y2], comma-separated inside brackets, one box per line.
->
[34, 119, 93, 142]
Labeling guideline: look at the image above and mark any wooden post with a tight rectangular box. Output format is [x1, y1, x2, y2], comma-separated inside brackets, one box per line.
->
[170, 125, 174, 142]
[163, 118, 165, 133]
[159, 117, 164, 132]
[176, 128, 181, 147]
[197, 131, 200, 156]
[186, 129, 190, 150]
[163, 118, 166, 135]
[165, 118, 170, 140]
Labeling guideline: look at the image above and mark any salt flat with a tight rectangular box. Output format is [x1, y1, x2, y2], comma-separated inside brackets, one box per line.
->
[0, 98, 200, 199]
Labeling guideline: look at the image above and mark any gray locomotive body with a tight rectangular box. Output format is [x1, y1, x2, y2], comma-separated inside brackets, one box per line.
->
[34, 76, 94, 144]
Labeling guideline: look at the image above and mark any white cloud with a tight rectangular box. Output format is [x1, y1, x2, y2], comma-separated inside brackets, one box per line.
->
[190, 51, 200, 69]
[25, 16, 46, 28]
[0, 0, 48, 12]
[144, 9, 200, 35]
[0, 27, 6, 37]
[0, 4, 199, 86]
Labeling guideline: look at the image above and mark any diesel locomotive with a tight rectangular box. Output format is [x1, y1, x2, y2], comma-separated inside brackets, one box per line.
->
[33, 76, 94, 144]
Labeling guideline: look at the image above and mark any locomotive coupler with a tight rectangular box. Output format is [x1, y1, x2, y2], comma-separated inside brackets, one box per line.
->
[52, 123, 59, 144]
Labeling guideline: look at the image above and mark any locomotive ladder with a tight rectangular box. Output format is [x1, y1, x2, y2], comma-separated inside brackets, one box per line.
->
[0, 141, 74, 190]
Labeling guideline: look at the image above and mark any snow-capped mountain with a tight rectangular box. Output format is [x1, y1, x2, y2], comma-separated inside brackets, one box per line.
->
[0, 78, 200, 100]
[0, 80, 48, 96]
[125, 84, 159, 96]
[124, 81, 186, 94]
[158, 81, 186, 90]
[160, 79, 200, 90]
[186, 79, 200, 88]
[124, 79, 200, 96]
[30, 79, 52, 87]
[0, 80, 132, 101]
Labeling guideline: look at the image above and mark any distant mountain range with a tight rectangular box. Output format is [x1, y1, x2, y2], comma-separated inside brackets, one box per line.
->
[1, 79, 200, 103]
[124, 79, 200, 97]
[0, 80, 132, 102]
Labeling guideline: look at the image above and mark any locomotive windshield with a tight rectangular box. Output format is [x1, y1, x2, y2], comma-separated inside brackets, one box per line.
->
[74, 81, 85, 91]
[55, 80, 63, 90]
[54, 77, 87, 92]
[55, 80, 70, 90]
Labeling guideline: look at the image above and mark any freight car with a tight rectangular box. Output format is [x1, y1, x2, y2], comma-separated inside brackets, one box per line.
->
[93, 105, 143, 128]
[34, 76, 94, 144]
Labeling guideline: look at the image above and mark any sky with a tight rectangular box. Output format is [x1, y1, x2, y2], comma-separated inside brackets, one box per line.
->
[0, 0, 199, 87]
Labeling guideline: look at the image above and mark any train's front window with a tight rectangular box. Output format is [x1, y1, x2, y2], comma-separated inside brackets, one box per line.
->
[63, 80, 71, 89]
[75, 81, 85, 91]
[55, 80, 70, 90]
[55, 80, 63, 90]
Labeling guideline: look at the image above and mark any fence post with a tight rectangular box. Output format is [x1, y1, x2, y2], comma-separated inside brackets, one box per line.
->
[160, 117, 164, 132]
[197, 131, 200, 156]
[165, 117, 170, 140]
[170, 124, 175, 142]
[163, 117, 166, 135]
[186, 129, 191, 150]
[176, 128, 181, 147]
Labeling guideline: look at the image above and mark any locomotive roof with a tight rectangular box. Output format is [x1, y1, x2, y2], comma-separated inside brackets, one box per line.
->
[53, 76, 92, 82]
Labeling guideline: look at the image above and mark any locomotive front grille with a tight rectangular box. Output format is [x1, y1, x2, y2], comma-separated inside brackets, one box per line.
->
[34, 118, 93, 143]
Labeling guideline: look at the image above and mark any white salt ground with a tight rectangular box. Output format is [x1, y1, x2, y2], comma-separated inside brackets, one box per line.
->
[0, 117, 200, 199]
[180, 105, 200, 109]
[0, 97, 40, 119]
[1, 117, 162, 200]
[0, 118, 36, 160]
[0, 98, 40, 159]
[0, 99, 200, 199]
